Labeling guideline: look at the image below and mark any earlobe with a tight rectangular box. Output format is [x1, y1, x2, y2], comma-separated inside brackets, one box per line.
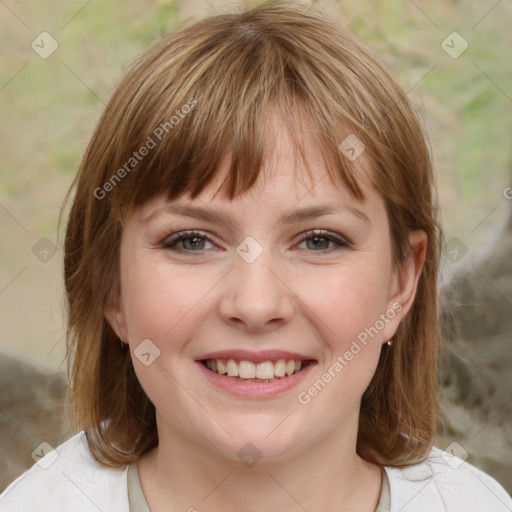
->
[104, 289, 129, 344]
[104, 306, 130, 355]
[383, 229, 428, 341]
[90, 256, 129, 345]
[104, 306, 122, 340]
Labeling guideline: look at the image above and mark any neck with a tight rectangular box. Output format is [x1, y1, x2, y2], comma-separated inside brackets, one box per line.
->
[138, 415, 383, 512]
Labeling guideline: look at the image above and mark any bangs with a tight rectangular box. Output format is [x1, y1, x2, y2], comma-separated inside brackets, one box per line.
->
[104, 10, 373, 219]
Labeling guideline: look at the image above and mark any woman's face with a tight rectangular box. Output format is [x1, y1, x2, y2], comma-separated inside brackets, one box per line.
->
[108, 127, 426, 463]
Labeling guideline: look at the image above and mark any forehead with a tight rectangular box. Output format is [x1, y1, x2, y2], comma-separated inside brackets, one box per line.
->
[135, 125, 381, 225]
[204, 114, 372, 198]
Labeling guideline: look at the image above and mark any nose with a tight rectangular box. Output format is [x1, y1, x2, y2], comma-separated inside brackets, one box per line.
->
[218, 248, 294, 333]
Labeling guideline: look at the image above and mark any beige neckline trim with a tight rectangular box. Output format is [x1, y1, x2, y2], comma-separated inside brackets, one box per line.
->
[127, 462, 391, 512]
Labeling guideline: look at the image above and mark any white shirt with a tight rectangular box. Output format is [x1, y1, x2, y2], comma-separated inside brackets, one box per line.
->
[1, 432, 511, 511]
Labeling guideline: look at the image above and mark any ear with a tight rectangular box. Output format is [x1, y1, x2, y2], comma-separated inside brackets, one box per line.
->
[91, 258, 130, 344]
[381, 229, 428, 343]
[104, 300, 130, 344]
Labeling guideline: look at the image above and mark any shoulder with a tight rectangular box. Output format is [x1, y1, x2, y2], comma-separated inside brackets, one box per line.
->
[0, 431, 129, 512]
[384, 445, 512, 512]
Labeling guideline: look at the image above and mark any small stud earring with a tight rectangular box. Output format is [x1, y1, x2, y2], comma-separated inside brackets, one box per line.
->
[387, 339, 393, 346]
[115, 316, 128, 354]
[119, 338, 128, 354]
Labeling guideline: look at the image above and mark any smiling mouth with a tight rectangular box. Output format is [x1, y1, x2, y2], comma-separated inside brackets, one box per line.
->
[201, 358, 315, 383]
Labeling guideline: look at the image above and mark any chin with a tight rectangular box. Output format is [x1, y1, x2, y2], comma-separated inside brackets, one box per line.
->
[203, 414, 309, 464]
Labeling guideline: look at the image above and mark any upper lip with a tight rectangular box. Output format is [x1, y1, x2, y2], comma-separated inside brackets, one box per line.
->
[196, 349, 317, 363]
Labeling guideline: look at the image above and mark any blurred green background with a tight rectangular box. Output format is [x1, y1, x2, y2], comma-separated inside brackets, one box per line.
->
[1, 0, 510, 366]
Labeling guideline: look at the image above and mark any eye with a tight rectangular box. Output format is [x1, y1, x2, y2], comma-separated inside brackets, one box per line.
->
[296, 230, 350, 252]
[161, 229, 350, 254]
[162, 230, 216, 253]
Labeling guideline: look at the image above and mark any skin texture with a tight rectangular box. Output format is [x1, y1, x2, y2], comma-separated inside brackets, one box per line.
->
[106, 124, 427, 511]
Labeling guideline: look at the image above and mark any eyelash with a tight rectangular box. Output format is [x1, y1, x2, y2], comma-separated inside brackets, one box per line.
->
[161, 229, 350, 254]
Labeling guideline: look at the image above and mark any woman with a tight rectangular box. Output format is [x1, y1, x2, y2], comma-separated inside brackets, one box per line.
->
[1, 1, 510, 510]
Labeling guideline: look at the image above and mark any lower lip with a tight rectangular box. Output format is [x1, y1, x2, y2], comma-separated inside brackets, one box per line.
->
[196, 361, 316, 398]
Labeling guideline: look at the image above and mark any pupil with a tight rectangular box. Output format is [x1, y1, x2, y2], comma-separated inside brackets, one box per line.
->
[186, 236, 203, 249]
[309, 237, 327, 250]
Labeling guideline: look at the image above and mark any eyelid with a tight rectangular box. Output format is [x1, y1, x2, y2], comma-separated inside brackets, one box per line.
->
[299, 229, 352, 254]
[161, 229, 351, 253]
[297, 229, 351, 248]
[161, 230, 214, 248]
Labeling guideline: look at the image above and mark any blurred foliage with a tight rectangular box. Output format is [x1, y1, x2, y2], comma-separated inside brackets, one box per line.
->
[340, 0, 512, 199]
[0, 0, 511, 240]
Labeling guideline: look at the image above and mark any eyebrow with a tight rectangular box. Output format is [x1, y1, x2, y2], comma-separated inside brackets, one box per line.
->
[144, 203, 370, 226]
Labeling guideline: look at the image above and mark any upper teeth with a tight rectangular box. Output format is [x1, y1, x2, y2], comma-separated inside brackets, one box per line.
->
[205, 359, 303, 379]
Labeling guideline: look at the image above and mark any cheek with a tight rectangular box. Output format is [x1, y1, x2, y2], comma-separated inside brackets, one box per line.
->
[120, 259, 214, 343]
[297, 260, 390, 346]
[293, 260, 389, 403]
[296, 273, 387, 414]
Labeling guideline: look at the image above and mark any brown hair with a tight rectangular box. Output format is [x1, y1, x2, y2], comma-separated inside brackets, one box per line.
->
[63, 0, 442, 468]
